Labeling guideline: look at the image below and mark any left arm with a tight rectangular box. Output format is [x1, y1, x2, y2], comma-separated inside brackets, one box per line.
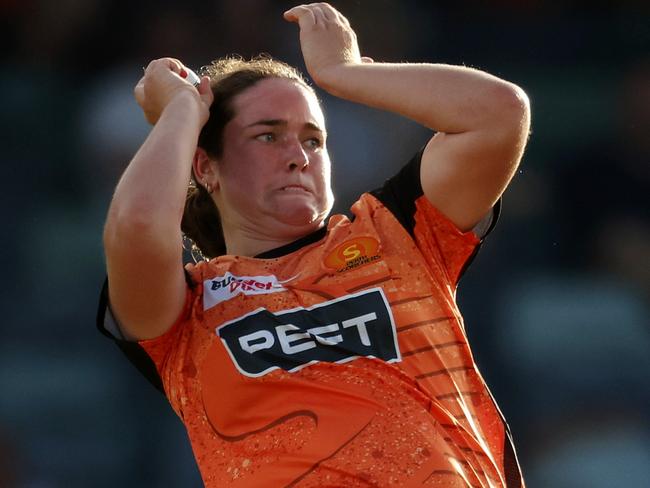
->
[285, 3, 530, 231]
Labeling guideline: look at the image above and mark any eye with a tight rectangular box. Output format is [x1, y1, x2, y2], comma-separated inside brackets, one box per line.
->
[304, 137, 323, 149]
[255, 133, 276, 143]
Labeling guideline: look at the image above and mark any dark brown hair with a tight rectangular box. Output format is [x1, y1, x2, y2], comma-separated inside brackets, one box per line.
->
[181, 55, 313, 260]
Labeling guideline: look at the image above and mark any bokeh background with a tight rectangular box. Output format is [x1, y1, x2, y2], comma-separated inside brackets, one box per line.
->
[1, 0, 648, 486]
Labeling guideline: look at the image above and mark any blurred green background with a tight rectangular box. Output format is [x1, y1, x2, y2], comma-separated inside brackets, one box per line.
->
[1, 1, 648, 486]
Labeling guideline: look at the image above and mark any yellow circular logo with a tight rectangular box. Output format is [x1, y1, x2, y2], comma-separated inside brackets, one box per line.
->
[324, 237, 380, 271]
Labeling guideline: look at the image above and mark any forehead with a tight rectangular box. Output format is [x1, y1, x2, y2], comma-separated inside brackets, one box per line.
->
[231, 78, 325, 128]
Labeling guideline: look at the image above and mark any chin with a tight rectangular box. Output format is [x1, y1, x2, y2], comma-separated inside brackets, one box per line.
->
[278, 212, 320, 227]
[275, 205, 327, 229]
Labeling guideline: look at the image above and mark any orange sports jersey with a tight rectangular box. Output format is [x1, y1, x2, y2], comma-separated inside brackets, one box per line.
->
[98, 150, 525, 487]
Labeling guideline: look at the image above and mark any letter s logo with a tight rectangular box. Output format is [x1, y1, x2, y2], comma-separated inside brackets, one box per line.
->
[324, 236, 380, 271]
[342, 244, 361, 262]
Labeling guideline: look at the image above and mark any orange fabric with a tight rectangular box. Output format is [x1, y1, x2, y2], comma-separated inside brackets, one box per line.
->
[140, 194, 519, 487]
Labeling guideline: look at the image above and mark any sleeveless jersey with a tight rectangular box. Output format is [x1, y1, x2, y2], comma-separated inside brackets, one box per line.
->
[98, 150, 525, 487]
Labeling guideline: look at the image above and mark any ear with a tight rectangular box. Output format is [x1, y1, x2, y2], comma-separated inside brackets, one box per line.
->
[192, 147, 220, 191]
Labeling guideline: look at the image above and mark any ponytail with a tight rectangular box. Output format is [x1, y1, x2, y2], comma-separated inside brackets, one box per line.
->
[181, 181, 225, 260]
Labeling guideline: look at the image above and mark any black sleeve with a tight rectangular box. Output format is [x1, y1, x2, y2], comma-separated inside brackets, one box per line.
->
[96, 278, 165, 394]
[369, 147, 501, 240]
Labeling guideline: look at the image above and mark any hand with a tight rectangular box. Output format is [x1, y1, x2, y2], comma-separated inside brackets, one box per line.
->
[284, 3, 373, 87]
[134, 58, 213, 125]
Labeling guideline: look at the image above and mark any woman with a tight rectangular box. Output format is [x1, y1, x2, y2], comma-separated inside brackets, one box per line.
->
[99, 3, 530, 487]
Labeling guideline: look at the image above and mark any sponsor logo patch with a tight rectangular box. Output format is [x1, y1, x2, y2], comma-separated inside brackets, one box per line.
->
[324, 236, 381, 273]
[217, 288, 400, 377]
[203, 272, 286, 310]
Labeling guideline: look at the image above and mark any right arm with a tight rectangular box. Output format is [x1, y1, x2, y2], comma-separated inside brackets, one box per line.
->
[103, 58, 213, 340]
[284, 4, 529, 233]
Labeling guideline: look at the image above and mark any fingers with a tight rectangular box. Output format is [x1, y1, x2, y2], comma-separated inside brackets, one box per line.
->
[167, 58, 184, 76]
[143, 57, 180, 75]
[310, 5, 327, 26]
[135, 57, 210, 125]
[331, 7, 351, 27]
[283, 2, 367, 75]
[143, 57, 194, 87]
[284, 3, 342, 26]
[283, 5, 316, 28]
[139, 58, 206, 94]
[318, 2, 345, 23]
[284, 3, 355, 34]
[134, 80, 144, 101]
[197, 76, 214, 106]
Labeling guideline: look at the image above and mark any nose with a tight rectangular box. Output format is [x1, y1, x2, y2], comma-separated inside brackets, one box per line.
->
[285, 139, 309, 171]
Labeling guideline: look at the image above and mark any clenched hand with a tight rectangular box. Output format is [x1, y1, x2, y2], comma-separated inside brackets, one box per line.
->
[134, 58, 213, 125]
[284, 3, 372, 89]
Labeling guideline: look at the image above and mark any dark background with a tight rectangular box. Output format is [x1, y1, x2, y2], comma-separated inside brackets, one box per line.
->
[1, 1, 648, 486]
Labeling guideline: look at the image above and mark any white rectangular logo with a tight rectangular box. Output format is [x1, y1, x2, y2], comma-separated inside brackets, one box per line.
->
[217, 288, 401, 377]
[203, 272, 286, 310]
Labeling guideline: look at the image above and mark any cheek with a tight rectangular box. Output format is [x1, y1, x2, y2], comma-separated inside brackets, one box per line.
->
[220, 151, 267, 190]
[313, 160, 334, 211]
[315, 156, 332, 188]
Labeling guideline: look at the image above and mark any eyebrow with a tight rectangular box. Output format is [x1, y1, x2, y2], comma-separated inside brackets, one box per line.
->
[245, 119, 325, 134]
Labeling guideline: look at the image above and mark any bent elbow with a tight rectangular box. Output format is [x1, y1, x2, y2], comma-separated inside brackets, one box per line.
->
[104, 210, 147, 256]
[103, 202, 179, 257]
[486, 82, 531, 149]
[500, 83, 531, 130]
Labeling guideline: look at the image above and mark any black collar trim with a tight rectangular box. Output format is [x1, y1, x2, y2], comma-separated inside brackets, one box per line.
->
[254, 225, 328, 259]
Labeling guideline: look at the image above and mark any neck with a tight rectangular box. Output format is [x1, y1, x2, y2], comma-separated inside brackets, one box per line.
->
[222, 220, 325, 257]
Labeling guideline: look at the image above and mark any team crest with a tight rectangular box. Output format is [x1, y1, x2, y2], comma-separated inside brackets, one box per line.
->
[324, 236, 381, 273]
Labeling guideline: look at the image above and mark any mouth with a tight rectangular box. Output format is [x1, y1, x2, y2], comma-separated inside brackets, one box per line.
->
[280, 185, 311, 193]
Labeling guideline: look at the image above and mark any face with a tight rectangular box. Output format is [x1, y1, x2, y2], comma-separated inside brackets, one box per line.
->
[213, 78, 333, 239]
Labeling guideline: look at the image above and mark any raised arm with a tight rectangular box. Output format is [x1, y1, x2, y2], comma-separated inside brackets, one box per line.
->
[103, 58, 213, 340]
[285, 3, 530, 231]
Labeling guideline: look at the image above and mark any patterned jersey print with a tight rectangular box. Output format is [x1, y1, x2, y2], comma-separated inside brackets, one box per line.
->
[136, 192, 523, 487]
